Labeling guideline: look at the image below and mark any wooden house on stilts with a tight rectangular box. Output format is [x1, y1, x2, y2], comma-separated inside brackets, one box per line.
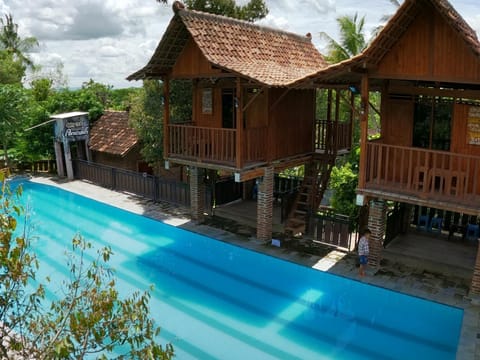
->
[305, 0, 480, 294]
[128, 1, 352, 242]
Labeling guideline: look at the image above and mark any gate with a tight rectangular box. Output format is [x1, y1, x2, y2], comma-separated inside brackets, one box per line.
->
[306, 213, 358, 251]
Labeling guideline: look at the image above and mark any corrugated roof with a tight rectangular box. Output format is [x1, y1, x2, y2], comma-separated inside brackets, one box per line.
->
[303, 0, 480, 86]
[89, 111, 138, 156]
[127, 1, 327, 87]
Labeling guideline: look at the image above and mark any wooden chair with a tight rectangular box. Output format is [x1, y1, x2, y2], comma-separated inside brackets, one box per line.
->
[417, 215, 430, 231]
[428, 217, 443, 234]
[466, 224, 479, 243]
[413, 166, 429, 192]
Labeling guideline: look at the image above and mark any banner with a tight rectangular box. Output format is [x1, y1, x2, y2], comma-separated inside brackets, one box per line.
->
[467, 106, 480, 145]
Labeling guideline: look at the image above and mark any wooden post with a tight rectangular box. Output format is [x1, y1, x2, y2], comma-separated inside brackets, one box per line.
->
[235, 77, 243, 169]
[334, 90, 340, 150]
[350, 90, 355, 147]
[63, 139, 74, 180]
[358, 74, 369, 189]
[163, 77, 170, 161]
[192, 79, 197, 125]
[54, 141, 65, 177]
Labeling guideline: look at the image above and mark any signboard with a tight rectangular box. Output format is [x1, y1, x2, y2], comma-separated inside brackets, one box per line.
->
[64, 116, 89, 139]
[467, 106, 480, 145]
[202, 88, 213, 114]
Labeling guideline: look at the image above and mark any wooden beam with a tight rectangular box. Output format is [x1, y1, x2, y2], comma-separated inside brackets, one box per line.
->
[163, 77, 170, 159]
[243, 87, 265, 112]
[388, 84, 480, 100]
[235, 77, 243, 169]
[234, 167, 266, 182]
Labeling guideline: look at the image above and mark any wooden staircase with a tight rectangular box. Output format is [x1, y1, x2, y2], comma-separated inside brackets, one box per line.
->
[284, 152, 338, 237]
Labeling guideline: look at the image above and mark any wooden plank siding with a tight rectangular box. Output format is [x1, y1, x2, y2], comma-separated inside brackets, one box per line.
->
[171, 38, 223, 79]
[267, 88, 315, 162]
[374, 3, 480, 83]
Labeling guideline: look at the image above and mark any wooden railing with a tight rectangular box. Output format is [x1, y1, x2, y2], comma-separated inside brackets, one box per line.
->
[315, 119, 351, 152]
[168, 124, 267, 167]
[168, 121, 350, 168]
[365, 142, 480, 204]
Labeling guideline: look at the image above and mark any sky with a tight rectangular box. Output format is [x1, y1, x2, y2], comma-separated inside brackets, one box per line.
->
[0, 0, 479, 89]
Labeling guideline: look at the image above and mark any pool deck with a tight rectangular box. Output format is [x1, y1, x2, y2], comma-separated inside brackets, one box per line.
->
[29, 176, 480, 359]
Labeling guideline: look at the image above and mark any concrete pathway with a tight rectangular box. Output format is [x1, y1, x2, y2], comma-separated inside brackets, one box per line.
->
[28, 176, 480, 359]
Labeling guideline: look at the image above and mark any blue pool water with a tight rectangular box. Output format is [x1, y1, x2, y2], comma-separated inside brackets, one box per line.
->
[13, 180, 463, 359]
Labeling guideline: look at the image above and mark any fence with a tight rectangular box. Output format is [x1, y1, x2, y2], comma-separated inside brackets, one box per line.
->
[73, 160, 209, 208]
[306, 212, 358, 251]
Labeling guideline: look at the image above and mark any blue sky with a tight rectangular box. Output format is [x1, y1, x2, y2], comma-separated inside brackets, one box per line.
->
[0, 0, 478, 89]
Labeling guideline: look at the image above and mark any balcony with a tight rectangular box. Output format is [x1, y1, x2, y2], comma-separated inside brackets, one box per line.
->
[167, 124, 268, 169]
[315, 119, 352, 154]
[363, 142, 480, 212]
[167, 120, 352, 171]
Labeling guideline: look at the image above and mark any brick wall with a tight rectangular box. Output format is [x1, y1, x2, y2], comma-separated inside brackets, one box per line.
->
[190, 166, 205, 222]
[470, 241, 480, 294]
[256, 167, 274, 241]
[368, 199, 387, 267]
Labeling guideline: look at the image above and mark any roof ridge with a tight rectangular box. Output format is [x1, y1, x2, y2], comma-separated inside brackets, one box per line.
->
[175, 3, 313, 44]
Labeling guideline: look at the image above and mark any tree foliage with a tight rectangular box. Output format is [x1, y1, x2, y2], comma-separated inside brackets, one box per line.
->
[320, 13, 366, 64]
[129, 80, 164, 172]
[0, 50, 24, 84]
[156, 0, 268, 22]
[0, 85, 29, 167]
[0, 13, 38, 71]
[184, 0, 268, 21]
[0, 176, 173, 359]
[329, 153, 359, 220]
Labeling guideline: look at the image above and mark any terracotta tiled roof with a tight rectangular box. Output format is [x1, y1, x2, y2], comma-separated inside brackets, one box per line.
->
[304, 0, 480, 86]
[89, 111, 138, 156]
[127, 1, 327, 87]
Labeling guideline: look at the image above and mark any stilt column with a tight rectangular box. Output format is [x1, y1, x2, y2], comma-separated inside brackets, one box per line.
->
[54, 141, 65, 177]
[367, 199, 387, 267]
[470, 240, 480, 295]
[190, 166, 205, 222]
[256, 167, 274, 242]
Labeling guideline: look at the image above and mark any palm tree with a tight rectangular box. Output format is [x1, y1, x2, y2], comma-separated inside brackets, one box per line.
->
[320, 13, 367, 64]
[0, 14, 39, 70]
[372, 0, 401, 38]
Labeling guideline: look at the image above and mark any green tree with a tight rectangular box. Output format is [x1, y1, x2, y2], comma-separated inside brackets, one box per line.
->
[155, 0, 268, 22]
[319, 13, 368, 219]
[373, 0, 401, 38]
[0, 177, 173, 359]
[0, 13, 38, 71]
[0, 84, 29, 167]
[329, 160, 358, 219]
[0, 50, 24, 84]
[320, 13, 367, 64]
[129, 80, 164, 173]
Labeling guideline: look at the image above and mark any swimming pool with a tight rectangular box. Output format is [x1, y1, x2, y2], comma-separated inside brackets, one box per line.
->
[14, 180, 462, 359]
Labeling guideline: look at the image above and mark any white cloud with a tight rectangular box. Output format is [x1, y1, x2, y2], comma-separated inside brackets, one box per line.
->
[1, 0, 479, 89]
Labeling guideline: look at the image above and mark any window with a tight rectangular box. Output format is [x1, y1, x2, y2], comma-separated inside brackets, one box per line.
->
[412, 96, 452, 151]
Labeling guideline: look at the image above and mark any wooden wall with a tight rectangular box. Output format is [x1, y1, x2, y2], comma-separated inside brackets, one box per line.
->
[381, 97, 414, 146]
[194, 87, 222, 127]
[267, 88, 315, 161]
[92, 147, 142, 172]
[171, 38, 222, 78]
[375, 3, 480, 83]
[451, 103, 480, 157]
